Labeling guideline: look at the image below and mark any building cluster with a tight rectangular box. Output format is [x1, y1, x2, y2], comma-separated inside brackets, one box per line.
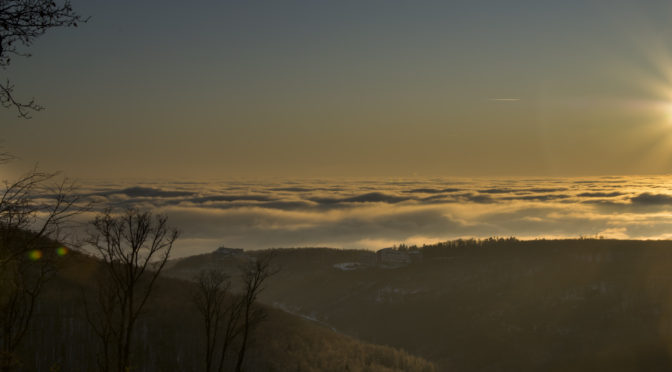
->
[358, 248, 423, 267]
[214, 247, 244, 255]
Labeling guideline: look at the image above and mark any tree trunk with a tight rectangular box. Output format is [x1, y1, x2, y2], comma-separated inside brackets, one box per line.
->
[235, 306, 251, 372]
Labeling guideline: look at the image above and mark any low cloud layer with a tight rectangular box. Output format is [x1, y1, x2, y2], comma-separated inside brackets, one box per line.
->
[69, 176, 672, 257]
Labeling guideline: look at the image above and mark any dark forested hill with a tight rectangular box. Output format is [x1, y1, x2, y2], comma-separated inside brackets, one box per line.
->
[16, 249, 435, 371]
[165, 239, 672, 371]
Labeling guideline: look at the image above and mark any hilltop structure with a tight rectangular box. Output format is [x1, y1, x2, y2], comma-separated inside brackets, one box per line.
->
[214, 247, 244, 255]
[376, 248, 411, 265]
[375, 248, 423, 266]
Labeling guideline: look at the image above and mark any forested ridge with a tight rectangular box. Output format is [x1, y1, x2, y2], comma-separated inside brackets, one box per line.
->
[168, 239, 672, 371]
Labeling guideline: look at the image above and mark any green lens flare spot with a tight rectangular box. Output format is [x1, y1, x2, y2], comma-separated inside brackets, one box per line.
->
[56, 246, 69, 256]
[27, 250, 43, 261]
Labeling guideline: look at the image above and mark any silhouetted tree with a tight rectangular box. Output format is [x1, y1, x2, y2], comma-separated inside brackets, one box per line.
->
[0, 169, 82, 371]
[235, 253, 276, 372]
[86, 209, 178, 372]
[193, 269, 245, 372]
[193, 254, 276, 372]
[1, 0, 84, 118]
[193, 270, 229, 372]
[216, 295, 243, 372]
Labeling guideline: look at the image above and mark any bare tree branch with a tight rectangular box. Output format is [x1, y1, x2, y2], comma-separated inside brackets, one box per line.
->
[86, 208, 178, 372]
[0, 166, 86, 371]
[234, 252, 277, 372]
[193, 270, 230, 372]
[0, 79, 41, 118]
[0, 0, 86, 118]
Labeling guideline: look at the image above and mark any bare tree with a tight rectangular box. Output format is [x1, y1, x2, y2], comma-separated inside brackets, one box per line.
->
[0, 169, 83, 371]
[193, 269, 246, 372]
[193, 253, 277, 372]
[86, 208, 178, 372]
[235, 253, 275, 372]
[193, 270, 232, 372]
[1, 0, 85, 118]
[216, 296, 243, 372]
[0, 3, 85, 368]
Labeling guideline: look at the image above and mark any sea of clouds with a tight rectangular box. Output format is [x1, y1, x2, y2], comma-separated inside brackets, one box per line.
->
[53, 176, 672, 257]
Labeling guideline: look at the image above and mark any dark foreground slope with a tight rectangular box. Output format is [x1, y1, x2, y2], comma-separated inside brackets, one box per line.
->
[16, 250, 435, 371]
[167, 239, 672, 371]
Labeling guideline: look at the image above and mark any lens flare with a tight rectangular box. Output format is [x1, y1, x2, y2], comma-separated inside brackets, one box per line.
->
[27, 250, 43, 261]
[56, 246, 69, 257]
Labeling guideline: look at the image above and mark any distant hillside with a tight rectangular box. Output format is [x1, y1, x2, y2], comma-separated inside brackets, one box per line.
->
[165, 239, 672, 371]
[163, 247, 253, 282]
[17, 248, 435, 371]
[254, 307, 436, 372]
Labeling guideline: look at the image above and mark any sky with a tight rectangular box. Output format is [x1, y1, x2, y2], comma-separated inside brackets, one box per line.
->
[4, 0, 672, 179]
